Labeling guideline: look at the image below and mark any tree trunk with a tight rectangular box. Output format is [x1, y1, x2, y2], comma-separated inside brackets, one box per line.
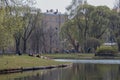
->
[42, 33, 47, 53]
[23, 39, 27, 53]
[118, 43, 120, 51]
[2, 48, 5, 54]
[15, 38, 21, 55]
[74, 44, 79, 53]
[49, 35, 52, 53]
[36, 39, 39, 53]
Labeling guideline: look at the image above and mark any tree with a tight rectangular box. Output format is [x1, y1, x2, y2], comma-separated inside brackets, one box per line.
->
[114, 0, 120, 11]
[84, 38, 100, 53]
[29, 13, 43, 54]
[0, 0, 37, 54]
[66, 0, 87, 18]
[89, 6, 110, 39]
[73, 4, 95, 52]
[9, 6, 24, 55]
[62, 3, 113, 53]
[61, 20, 80, 52]
[61, 4, 96, 52]
[0, 4, 14, 53]
[109, 11, 120, 51]
[22, 8, 41, 53]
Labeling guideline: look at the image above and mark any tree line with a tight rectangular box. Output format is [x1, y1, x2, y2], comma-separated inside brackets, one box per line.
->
[0, 0, 50, 55]
[61, 0, 120, 53]
[0, 0, 120, 54]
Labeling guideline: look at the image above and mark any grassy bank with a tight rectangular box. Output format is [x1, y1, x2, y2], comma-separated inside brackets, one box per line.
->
[42, 53, 120, 59]
[42, 53, 94, 59]
[0, 55, 68, 70]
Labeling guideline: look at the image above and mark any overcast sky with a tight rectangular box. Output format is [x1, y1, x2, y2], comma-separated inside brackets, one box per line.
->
[35, 0, 115, 13]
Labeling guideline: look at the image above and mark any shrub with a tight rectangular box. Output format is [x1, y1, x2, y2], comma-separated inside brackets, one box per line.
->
[95, 46, 118, 56]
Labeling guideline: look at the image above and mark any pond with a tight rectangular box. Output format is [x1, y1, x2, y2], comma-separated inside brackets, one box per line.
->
[1, 59, 120, 80]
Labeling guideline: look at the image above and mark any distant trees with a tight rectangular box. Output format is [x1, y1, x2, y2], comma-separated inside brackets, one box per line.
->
[0, 1, 15, 53]
[61, 2, 120, 53]
[114, 0, 120, 11]
[0, 0, 44, 54]
[89, 6, 110, 39]
[108, 0, 120, 51]
[1, 0, 120, 54]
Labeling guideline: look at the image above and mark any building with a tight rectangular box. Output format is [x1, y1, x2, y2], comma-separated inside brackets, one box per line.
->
[113, 8, 120, 12]
[42, 9, 67, 53]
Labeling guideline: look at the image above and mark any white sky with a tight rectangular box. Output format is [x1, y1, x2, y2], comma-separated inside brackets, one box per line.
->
[35, 0, 115, 13]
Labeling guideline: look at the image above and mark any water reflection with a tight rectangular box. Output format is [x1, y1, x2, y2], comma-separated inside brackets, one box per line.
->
[1, 63, 120, 80]
[71, 64, 120, 80]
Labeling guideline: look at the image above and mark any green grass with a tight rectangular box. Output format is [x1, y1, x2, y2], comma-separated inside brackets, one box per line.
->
[41, 53, 120, 60]
[42, 53, 94, 59]
[0, 55, 68, 70]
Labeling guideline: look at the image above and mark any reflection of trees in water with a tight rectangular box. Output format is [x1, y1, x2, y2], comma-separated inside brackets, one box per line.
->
[71, 64, 120, 80]
[13, 68, 72, 80]
[96, 64, 120, 80]
[13, 64, 120, 80]
[71, 63, 98, 80]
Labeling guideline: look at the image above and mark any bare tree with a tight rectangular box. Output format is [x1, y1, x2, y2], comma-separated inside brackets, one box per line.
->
[29, 19, 43, 54]
[115, 0, 120, 8]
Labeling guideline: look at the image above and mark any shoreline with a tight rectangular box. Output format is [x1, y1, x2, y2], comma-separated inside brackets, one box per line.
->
[0, 64, 71, 74]
[1, 53, 120, 74]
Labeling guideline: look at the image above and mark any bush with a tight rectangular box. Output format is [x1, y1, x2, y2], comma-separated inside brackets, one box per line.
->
[95, 46, 118, 56]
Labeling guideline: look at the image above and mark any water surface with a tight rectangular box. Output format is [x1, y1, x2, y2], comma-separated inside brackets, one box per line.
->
[54, 59, 120, 64]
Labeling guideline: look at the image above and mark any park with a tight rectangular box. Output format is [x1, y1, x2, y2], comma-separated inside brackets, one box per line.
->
[0, 0, 120, 80]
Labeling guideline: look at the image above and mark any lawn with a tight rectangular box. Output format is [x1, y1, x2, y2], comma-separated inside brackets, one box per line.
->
[42, 53, 120, 59]
[0, 55, 68, 70]
[42, 53, 94, 59]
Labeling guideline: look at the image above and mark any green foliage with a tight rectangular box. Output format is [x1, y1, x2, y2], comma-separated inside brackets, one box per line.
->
[60, 20, 79, 49]
[84, 38, 101, 53]
[89, 6, 110, 39]
[61, 20, 78, 39]
[96, 46, 118, 55]
[0, 7, 14, 49]
[108, 11, 120, 40]
[62, 4, 112, 52]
